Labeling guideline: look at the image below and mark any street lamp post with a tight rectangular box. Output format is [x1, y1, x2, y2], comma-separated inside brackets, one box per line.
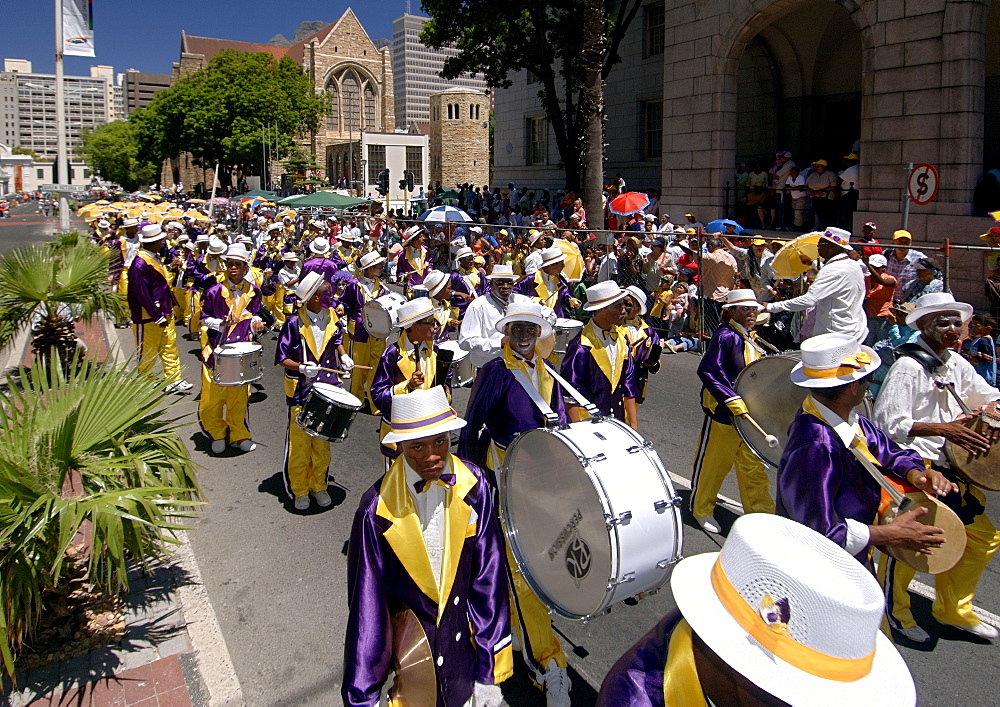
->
[54, 0, 70, 230]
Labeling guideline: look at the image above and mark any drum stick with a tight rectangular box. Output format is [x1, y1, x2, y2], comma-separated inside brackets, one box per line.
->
[742, 414, 780, 448]
[319, 365, 372, 374]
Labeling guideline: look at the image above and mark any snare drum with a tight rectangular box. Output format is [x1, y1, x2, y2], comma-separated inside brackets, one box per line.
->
[500, 417, 683, 620]
[295, 383, 363, 442]
[362, 292, 407, 339]
[438, 341, 473, 387]
[212, 342, 263, 386]
[554, 318, 583, 354]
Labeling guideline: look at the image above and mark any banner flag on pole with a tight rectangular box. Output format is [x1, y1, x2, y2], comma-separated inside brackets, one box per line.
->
[63, 0, 95, 57]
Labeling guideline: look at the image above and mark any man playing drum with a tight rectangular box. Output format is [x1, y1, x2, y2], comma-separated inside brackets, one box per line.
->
[339, 251, 390, 411]
[622, 286, 661, 413]
[275, 272, 355, 511]
[691, 289, 775, 534]
[449, 247, 486, 320]
[421, 270, 461, 343]
[874, 292, 1000, 642]
[514, 246, 581, 318]
[198, 244, 267, 454]
[395, 225, 431, 289]
[371, 299, 453, 464]
[560, 281, 639, 429]
[343, 386, 512, 707]
[459, 301, 572, 705]
[777, 333, 955, 563]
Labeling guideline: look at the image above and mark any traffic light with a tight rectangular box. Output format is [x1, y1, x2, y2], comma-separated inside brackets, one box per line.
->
[405, 170, 414, 192]
[398, 178, 407, 191]
[377, 169, 389, 195]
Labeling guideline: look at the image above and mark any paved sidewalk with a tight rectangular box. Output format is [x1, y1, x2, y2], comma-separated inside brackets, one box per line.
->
[1, 319, 241, 707]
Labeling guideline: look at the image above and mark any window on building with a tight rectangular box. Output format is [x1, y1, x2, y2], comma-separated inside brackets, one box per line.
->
[447, 104, 453, 120]
[342, 74, 361, 132]
[642, 99, 663, 160]
[363, 84, 376, 130]
[37, 168, 44, 179]
[526, 116, 547, 166]
[406, 146, 423, 185]
[368, 144, 386, 180]
[327, 84, 340, 131]
[643, 2, 666, 58]
[526, 70, 538, 85]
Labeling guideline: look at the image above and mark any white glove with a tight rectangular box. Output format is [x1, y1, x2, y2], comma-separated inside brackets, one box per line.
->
[299, 362, 320, 379]
[203, 316, 223, 331]
[340, 354, 355, 371]
[473, 683, 502, 707]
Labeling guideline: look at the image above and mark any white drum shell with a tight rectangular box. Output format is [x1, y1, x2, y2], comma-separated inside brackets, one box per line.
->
[554, 319, 584, 355]
[438, 341, 473, 388]
[212, 342, 263, 386]
[500, 418, 682, 620]
[362, 292, 407, 339]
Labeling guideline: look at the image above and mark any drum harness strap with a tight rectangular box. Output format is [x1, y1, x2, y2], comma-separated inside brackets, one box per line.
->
[511, 364, 601, 425]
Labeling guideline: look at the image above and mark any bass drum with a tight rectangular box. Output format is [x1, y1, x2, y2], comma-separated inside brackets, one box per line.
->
[362, 292, 407, 339]
[500, 418, 682, 621]
[732, 354, 873, 468]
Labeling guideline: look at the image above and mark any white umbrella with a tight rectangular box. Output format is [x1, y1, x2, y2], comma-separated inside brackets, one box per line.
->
[419, 205, 472, 223]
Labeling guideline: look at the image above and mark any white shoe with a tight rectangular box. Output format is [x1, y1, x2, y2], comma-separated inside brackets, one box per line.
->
[165, 379, 193, 393]
[894, 625, 930, 643]
[232, 439, 256, 452]
[312, 490, 332, 508]
[943, 621, 999, 640]
[293, 495, 311, 511]
[210, 439, 225, 454]
[542, 659, 571, 707]
[695, 515, 721, 534]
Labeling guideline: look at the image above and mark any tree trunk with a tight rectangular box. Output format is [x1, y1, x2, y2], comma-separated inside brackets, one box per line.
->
[578, 0, 607, 230]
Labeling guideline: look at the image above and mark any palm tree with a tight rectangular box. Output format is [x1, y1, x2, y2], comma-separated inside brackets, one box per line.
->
[0, 357, 202, 679]
[0, 234, 127, 372]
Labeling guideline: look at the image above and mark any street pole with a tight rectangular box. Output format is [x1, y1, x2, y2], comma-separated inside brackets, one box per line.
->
[207, 162, 219, 220]
[261, 124, 267, 191]
[901, 162, 913, 230]
[55, 0, 70, 231]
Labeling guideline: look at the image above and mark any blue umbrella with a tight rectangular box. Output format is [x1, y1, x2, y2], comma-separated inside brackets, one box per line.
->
[419, 205, 472, 223]
[705, 218, 744, 234]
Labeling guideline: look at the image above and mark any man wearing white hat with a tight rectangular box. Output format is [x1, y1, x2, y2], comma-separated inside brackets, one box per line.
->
[110, 217, 142, 307]
[421, 270, 460, 342]
[275, 272, 353, 510]
[301, 236, 344, 288]
[691, 289, 775, 534]
[340, 250, 390, 408]
[458, 302, 572, 705]
[514, 246, 581, 318]
[395, 225, 430, 289]
[198, 244, 267, 454]
[335, 230, 361, 267]
[560, 281, 639, 427]
[127, 224, 192, 393]
[778, 332, 955, 565]
[598, 513, 918, 705]
[458, 265, 547, 368]
[521, 230, 547, 278]
[269, 252, 302, 330]
[371, 298, 453, 461]
[874, 293, 1000, 641]
[449, 246, 486, 320]
[622, 286, 661, 411]
[343, 386, 512, 706]
[765, 227, 868, 343]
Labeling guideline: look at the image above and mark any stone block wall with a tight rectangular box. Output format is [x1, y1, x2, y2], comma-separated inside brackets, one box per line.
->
[429, 89, 489, 188]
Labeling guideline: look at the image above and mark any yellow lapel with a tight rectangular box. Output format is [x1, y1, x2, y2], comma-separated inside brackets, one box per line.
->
[802, 395, 879, 464]
[406, 247, 427, 275]
[462, 269, 480, 292]
[438, 457, 476, 622]
[581, 321, 625, 388]
[136, 249, 170, 283]
[397, 338, 437, 387]
[503, 344, 554, 406]
[297, 306, 339, 360]
[730, 322, 763, 365]
[221, 282, 254, 323]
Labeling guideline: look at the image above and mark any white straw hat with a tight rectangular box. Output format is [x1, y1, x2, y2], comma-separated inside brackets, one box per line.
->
[672, 513, 915, 706]
[122, 218, 139, 228]
[309, 237, 331, 255]
[402, 225, 425, 245]
[358, 251, 386, 270]
[294, 271, 324, 302]
[455, 246, 475, 261]
[281, 252, 300, 262]
[422, 270, 450, 298]
[539, 246, 566, 268]
[820, 227, 853, 251]
[339, 232, 360, 243]
[223, 244, 252, 264]
[790, 333, 881, 388]
[394, 298, 439, 330]
[486, 265, 516, 281]
[624, 285, 647, 316]
[196, 233, 211, 244]
[722, 288, 764, 311]
[381, 386, 467, 444]
[583, 281, 628, 311]
[495, 300, 553, 338]
[139, 224, 165, 243]
[904, 292, 974, 329]
[97, 219, 110, 228]
[207, 238, 227, 255]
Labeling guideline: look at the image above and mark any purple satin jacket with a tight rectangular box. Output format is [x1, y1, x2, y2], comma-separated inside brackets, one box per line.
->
[776, 408, 923, 561]
[597, 610, 684, 707]
[513, 272, 574, 318]
[449, 269, 486, 319]
[559, 329, 637, 421]
[273, 309, 345, 407]
[126, 251, 175, 324]
[697, 324, 750, 425]
[301, 255, 344, 286]
[343, 458, 510, 706]
[199, 281, 262, 368]
[340, 277, 389, 344]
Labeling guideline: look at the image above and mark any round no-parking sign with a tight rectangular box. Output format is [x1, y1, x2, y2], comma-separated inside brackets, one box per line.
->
[908, 163, 938, 205]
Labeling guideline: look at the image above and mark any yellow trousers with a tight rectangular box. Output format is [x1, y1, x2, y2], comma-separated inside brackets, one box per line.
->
[691, 416, 774, 519]
[173, 288, 191, 325]
[134, 317, 181, 382]
[263, 290, 286, 328]
[189, 293, 203, 337]
[117, 269, 129, 295]
[350, 337, 388, 412]
[284, 405, 332, 500]
[198, 365, 251, 443]
[878, 488, 1000, 629]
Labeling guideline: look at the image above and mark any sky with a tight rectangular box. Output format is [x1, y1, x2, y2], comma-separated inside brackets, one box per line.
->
[4, 0, 414, 77]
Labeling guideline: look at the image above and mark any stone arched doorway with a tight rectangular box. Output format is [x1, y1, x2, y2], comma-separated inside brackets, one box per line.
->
[735, 1, 862, 168]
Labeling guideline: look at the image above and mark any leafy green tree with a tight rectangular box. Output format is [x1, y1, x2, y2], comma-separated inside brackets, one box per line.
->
[134, 50, 328, 188]
[0, 357, 202, 678]
[78, 122, 158, 191]
[421, 0, 643, 227]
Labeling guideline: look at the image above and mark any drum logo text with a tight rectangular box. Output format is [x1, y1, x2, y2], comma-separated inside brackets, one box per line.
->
[565, 534, 592, 586]
[548, 509, 583, 561]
